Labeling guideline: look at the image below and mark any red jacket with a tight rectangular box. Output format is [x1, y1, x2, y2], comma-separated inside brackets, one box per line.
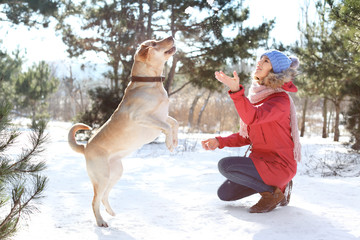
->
[216, 85, 297, 191]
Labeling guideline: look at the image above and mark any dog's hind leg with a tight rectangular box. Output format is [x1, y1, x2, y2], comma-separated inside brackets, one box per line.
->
[102, 158, 123, 217]
[92, 179, 109, 227]
[86, 153, 111, 227]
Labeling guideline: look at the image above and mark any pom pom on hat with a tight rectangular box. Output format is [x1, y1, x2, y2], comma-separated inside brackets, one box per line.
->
[289, 56, 300, 69]
[261, 49, 297, 73]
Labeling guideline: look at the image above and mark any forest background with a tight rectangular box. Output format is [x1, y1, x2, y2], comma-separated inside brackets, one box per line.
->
[0, 1, 359, 238]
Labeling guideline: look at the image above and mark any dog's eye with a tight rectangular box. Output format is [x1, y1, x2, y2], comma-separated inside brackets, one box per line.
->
[151, 42, 157, 47]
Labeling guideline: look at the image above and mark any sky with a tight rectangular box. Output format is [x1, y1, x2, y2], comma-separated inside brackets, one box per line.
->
[246, 0, 304, 46]
[0, 0, 308, 70]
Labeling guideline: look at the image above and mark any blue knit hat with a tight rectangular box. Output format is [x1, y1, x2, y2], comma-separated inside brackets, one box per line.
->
[261, 49, 292, 73]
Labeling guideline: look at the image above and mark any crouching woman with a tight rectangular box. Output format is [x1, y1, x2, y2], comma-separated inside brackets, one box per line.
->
[202, 50, 301, 213]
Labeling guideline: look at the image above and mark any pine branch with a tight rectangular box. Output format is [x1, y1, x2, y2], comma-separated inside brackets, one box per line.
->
[0, 131, 19, 153]
[15, 175, 48, 216]
[8, 121, 48, 174]
[0, 102, 12, 132]
[0, 175, 47, 239]
[0, 115, 49, 239]
[0, 186, 22, 239]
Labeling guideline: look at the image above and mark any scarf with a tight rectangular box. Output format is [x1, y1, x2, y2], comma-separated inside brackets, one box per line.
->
[239, 81, 301, 162]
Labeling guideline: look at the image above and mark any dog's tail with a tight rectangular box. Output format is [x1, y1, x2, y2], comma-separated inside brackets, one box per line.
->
[68, 123, 92, 154]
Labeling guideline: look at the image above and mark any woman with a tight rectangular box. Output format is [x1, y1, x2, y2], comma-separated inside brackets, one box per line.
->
[202, 49, 301, 213]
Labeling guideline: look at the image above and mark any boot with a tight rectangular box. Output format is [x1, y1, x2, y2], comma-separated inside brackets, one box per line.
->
[249, 187, 285, 213]
[280, 180, 293, 206]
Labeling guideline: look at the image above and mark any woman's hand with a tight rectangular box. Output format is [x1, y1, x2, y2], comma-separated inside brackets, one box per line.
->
[201, 138, 219, 151]
[215, 71, 240, 92]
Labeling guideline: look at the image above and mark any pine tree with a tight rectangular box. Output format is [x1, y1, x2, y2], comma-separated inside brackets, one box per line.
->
[0, 50, 23, 102]
[15, 61, 59, 126]
[59, 0, 273, 127]
[157, 0, 273, 94]
[294, 1, 358, 141]
[326, 0, 360, 148]
[158, 0, 273, 129]
[0, 0, 59, 27]
[0, 1, 59, 238]
[0, 103, 48, 239]
[58, 0, 142, 92]
[345, 82, 360, 150]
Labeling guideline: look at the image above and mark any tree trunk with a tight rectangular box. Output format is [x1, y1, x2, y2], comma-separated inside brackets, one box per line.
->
[334, 100, 341, 141]
[170, 3, 176, 36]
[327, 108, 333, 136]
[147, 0, 153, 38]
[113, 62, 119, 91]
[197, 91, 212, 128]
[164, 2, 178, 94]
[31, 103, 37, 126]
[165, 56, 178, 94]
[300, 97, 308, 137]
[188, 93, 202, 129]
[322, 98, 328, 138]
[137, 0, 146, 41]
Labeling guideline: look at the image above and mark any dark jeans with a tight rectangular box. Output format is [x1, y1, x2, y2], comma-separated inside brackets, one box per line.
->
[217, 157, 274, 201]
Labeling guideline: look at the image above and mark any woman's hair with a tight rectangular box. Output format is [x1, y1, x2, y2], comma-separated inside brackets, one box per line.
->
[254, 56, 300, 89]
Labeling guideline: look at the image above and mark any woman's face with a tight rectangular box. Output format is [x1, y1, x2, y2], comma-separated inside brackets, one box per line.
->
[255, 56, 273, 80]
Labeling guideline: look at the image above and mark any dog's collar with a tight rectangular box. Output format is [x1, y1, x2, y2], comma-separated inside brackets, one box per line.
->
[130, 76, 165, 82]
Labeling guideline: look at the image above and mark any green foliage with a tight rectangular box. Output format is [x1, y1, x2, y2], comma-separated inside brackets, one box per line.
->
[0, 103, 48, 240]
[1, 50, 59, 127]
[15, 61, 59, 125]
[77, 87, 123, 127]
[58, 0, 145, 92]
[345, 83, 360, 150]
[0, 0, 59, 27]
[294, 0, 360, 141]
[59, 0, 273, 125]
[0, 50, 23, 102]
[57, 0, 274, 90]
[157, 0, 273, 92]
[325, 0, 360, 148]
[0, 2, 56, 237]
[326, 0, 360, 51]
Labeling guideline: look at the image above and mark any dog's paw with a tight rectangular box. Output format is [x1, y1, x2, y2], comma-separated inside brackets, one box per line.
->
[167, 144, 175, 152]
[165, 136, 175, 152]
[96, 219, 109, 228]
[166, 141, 175, 152]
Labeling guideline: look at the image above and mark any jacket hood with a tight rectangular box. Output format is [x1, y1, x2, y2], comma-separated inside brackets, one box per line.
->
[281, 81, 298, 92]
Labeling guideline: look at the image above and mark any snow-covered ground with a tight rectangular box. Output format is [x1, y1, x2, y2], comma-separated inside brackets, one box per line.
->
[13, 121, 360, 240]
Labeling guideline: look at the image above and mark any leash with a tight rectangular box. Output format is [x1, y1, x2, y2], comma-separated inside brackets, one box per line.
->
[130, 76, 165, 82]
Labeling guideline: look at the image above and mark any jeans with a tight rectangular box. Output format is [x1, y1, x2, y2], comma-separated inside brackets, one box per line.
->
[217, 157, 274, 201]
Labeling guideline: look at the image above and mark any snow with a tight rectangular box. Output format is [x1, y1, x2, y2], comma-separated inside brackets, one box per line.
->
[12, 121, 360, 240]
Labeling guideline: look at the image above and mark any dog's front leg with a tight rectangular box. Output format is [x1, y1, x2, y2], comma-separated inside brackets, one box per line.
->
[137, 117, 175, 151]
[167, 116, 178, 148]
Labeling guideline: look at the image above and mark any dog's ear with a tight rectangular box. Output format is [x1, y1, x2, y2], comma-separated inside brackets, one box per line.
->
[137, 45, 150, 61]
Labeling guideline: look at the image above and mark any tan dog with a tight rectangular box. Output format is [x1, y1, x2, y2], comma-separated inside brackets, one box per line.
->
[68, 36, 178, 227]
